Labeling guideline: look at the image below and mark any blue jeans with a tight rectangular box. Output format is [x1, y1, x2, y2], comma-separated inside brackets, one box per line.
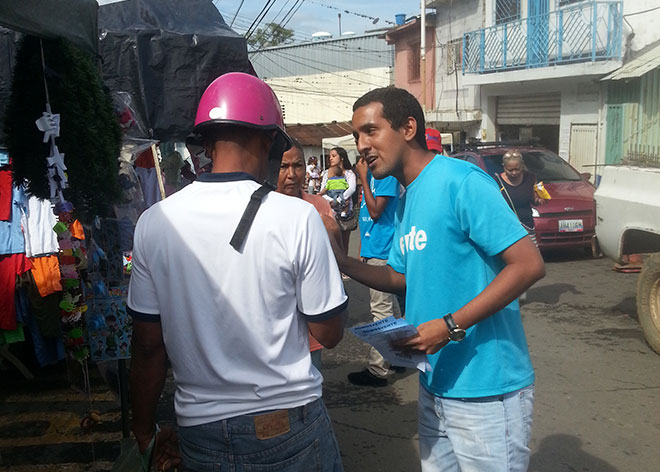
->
[178, 399, 343, 472]
[418, 383, 534, 472]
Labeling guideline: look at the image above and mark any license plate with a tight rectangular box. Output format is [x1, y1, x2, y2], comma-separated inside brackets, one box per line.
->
[558, 219, 584, 232]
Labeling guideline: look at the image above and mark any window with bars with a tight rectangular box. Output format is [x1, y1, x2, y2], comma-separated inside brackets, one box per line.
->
[408, 42, 421, 82]
[495, 0, 521, 25]
[446, 39, 462, 75]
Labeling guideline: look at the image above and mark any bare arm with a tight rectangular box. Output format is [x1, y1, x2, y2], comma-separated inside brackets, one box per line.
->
[354, 158, 389, 220]
[400, 235, 545, 354]
[362, 187, 390, 221]
[308, 312, 346, 348]
[320, 208, 406, 294]
[130, 319, 168, 451]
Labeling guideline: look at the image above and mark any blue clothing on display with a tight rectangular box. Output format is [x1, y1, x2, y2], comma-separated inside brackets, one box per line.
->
[387, 155, 534, 398]
[0, 185, 28, 255]
[359, 171, 399, 259]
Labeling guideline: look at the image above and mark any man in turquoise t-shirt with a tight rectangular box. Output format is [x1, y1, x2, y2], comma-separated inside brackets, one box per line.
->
[335, 87, 545, 471]
[347, 165, 400, 387]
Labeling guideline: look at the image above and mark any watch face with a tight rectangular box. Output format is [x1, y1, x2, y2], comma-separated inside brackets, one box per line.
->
[449, 329, 466, 341]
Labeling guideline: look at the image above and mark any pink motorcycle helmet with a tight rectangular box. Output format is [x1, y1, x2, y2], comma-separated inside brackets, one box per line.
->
[190, 72, 292, 158]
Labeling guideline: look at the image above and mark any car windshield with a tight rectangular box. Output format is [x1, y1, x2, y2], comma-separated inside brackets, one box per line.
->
[482, 150, 582, 182]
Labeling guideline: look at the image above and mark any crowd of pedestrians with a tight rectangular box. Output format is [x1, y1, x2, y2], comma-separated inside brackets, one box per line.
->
[128, 72, 545, 471]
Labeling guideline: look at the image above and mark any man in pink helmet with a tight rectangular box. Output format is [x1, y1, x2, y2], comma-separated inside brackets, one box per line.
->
[127, 73, 347, 471]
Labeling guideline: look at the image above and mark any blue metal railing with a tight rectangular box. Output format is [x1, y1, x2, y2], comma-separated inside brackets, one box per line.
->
[463, 1, 622, 74]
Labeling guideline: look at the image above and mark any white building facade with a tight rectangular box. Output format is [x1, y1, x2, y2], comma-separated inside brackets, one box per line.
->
[428, 0, 660, 177]
[249, 33, 394, 125]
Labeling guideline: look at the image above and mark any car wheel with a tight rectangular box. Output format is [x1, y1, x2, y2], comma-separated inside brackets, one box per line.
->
[637, 253, 660, 355]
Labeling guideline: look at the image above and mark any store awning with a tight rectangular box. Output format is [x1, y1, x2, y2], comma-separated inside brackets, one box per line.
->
[285, 122, 354, 147]
[602, 43, 660, 81]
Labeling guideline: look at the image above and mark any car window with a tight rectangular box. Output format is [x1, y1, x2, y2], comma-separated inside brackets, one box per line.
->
[482, 150, 581, 181]
[465, 155, 479, 166]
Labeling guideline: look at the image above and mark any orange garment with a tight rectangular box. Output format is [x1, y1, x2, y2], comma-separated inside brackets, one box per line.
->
[70, 220, 85, 240]
[309, 334, 323, 352]
[30, 255, 62, 297]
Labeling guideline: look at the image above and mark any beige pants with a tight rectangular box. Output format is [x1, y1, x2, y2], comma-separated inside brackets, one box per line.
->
[365, 258, 401, 378]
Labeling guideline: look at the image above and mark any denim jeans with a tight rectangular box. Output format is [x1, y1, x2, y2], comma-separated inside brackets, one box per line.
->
[311, 349, 322, 372]
[178, 398, 343, 472]
[418, 383, 534, 472]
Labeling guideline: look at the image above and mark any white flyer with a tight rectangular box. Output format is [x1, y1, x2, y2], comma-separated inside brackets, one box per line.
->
[349, 316, 431, 372]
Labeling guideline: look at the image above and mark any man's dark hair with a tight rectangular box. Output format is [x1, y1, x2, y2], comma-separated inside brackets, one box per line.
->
[353, 87, 427, 149]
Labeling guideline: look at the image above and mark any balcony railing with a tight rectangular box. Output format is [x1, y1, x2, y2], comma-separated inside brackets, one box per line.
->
[462, 1, 622, 74]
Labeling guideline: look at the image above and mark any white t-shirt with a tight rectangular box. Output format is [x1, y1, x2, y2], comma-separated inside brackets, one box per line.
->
[21, 196, 59, 258]
[127, 172, 347, 427]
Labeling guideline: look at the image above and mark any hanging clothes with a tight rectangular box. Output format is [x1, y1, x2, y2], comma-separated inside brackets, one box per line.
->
[17, 271, 62, 338]
[30, 255, 63, 297]
[0, 167, 12, 221]
[0, 185, 28, 255]
[135, 166, 162, 208]
[16, 288, 64, 367]
[21, 195, 59, 257]
[0, 253, 32, 330]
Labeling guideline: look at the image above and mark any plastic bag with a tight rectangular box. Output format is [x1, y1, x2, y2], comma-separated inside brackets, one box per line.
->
[534, 181, 551, 200]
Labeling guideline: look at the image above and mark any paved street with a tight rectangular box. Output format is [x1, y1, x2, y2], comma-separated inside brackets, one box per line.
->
[1, 243, 660, 471]
[324, 243, 660, 472]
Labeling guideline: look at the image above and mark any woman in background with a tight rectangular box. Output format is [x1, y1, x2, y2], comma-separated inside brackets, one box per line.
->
[320, 147, 357, 258]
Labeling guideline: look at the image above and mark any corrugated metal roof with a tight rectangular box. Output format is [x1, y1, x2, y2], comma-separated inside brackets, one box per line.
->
[249, 33, 393, 78]
[285, 122, 354, 147]
[602, 43, 660, 81]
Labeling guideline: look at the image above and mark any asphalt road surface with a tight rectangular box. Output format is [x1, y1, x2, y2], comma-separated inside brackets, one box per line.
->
[1, 246, 659, 471]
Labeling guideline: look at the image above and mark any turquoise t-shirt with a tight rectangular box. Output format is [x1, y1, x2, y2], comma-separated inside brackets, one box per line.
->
[359, 171, 399, 259]
[387, 155, 534, 398]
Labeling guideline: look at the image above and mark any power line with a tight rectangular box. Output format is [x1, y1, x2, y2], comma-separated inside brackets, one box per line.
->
[267, 49, 392, 86]
[307, 0, 396, 26]
[259, 53, 355, 108]
[245, 0, 277, 39]
[230, 0, 246, 27]
[281, 0, 307, 30]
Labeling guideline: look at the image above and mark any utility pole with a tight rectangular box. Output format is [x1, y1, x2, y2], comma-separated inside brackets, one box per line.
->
[420, 0, 427, 111]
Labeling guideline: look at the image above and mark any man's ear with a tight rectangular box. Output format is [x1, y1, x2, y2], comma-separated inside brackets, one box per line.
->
[401, 116, 418, 143]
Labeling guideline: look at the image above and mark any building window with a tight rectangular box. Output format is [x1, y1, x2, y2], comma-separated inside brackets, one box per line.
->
[446, 39, 462, 75]
[495, 0, 521, 25]
[408, 42, 420, 82]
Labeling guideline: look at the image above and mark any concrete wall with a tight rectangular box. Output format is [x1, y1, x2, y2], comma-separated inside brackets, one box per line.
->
[390, 24, 436, 110]
[264, 67, 392, 125]
[623, 0, 660, 54]
[433, 0, 482, 116]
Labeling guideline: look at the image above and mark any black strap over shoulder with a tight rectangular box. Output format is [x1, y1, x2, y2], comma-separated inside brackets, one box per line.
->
[230, 184, 273, 251]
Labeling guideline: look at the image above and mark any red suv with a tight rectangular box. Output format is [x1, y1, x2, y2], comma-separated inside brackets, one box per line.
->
[451, 144, 596, 252]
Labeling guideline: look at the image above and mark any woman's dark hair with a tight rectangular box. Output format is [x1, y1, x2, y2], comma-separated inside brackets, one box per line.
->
[353, 87, 427, 149]
[287, 138, 305, 163]
[332, 146, 352, 171]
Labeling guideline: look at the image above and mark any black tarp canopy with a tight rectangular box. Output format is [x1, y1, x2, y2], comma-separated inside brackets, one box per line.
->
[0, 0, 99, 55]
[0, 1, 100, 143]
[98, 0, 253, 141]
